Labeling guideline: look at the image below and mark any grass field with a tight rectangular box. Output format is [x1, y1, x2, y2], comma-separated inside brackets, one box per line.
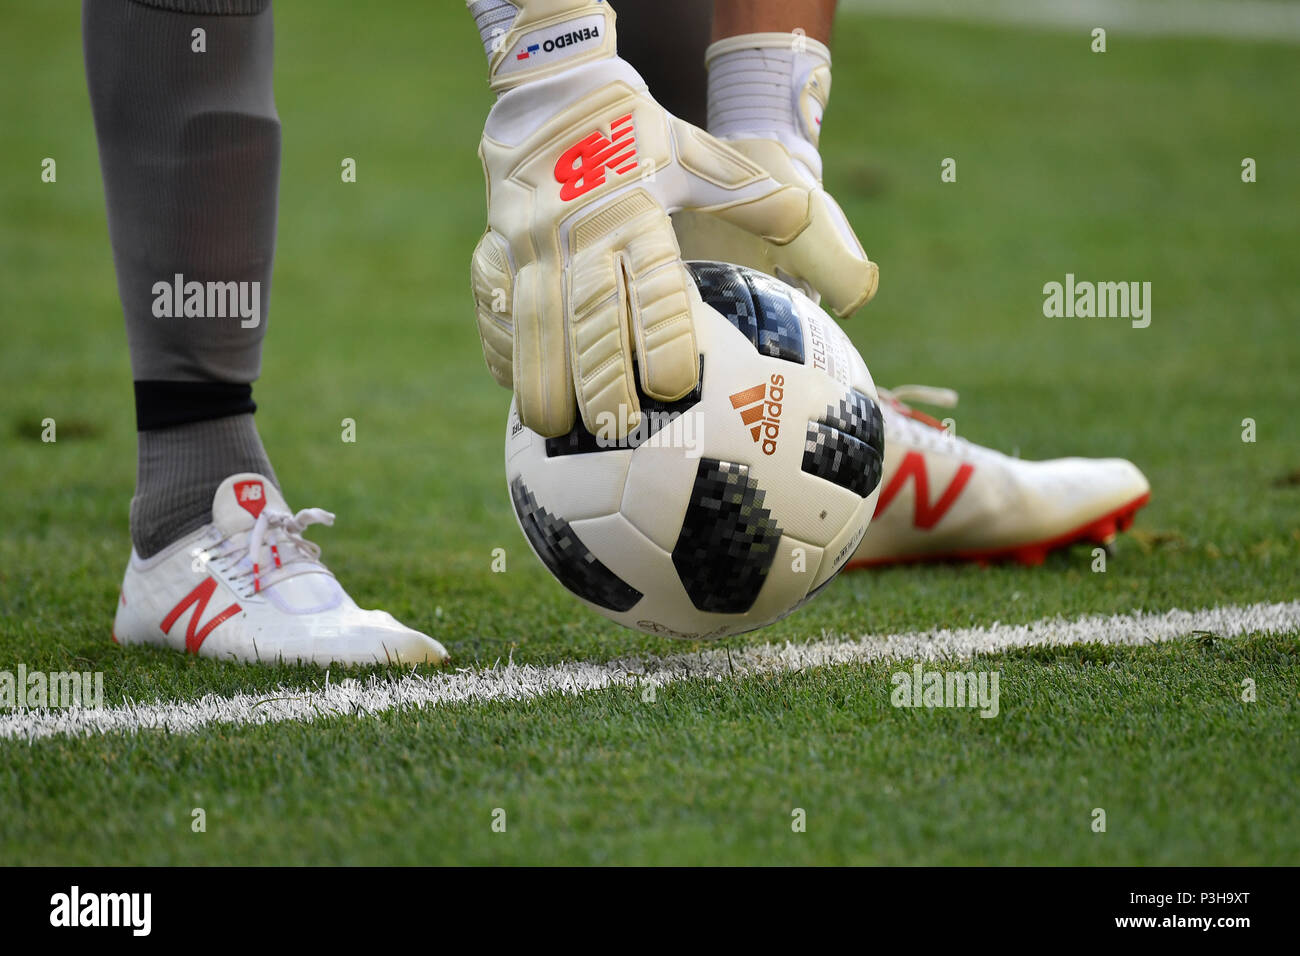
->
[1, 1, 1298, 864]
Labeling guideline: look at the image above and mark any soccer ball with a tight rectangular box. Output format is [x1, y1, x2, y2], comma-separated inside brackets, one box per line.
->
[504, 261, 885, 640]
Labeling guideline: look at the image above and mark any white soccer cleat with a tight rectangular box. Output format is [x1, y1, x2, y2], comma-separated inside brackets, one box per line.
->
[112, 473, 448, 665]
[849, 387, 1151, 567]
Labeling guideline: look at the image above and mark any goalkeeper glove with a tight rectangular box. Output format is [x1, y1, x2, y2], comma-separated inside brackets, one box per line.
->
[471, 1, 878, 438]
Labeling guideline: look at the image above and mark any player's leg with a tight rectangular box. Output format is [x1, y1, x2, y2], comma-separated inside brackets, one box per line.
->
[85, 0, 444, 663]
[84, 0, 280, 558]
[712, 0, 836, 39]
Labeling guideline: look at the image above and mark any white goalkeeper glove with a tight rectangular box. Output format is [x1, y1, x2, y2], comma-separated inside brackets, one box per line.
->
[471, 1, 879, 438]
[673, 32, 865, 308]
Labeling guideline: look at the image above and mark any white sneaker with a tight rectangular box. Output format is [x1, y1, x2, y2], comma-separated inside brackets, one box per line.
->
[112, 473, 448, 665]
[850, 387, 1150, 567]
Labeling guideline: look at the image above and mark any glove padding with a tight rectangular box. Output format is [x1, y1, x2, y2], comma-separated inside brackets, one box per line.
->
[472, 57, 878, 439]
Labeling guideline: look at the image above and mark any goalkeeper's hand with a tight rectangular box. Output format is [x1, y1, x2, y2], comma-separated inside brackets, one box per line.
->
[471, 0, 878, 439]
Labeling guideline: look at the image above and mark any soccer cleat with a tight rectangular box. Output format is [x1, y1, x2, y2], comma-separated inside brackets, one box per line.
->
[112, 474, 448, 665]
[848, 386, 1150, 567]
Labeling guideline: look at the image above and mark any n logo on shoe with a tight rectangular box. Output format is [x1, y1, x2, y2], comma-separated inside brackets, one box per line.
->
[160, 577, 240, 654]
[554, 112, 637, 201]
[729, 375, 785, 455]
[873, 451, 974, 530]
[233, 479, 266, 519]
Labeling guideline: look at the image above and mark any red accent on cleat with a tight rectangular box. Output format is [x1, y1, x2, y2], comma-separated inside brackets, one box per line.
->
[848, 492, 1151, 569]
[873, 452, 975, 530]
[1089, 520, 1117, 543]
[160, 577, 242, 654]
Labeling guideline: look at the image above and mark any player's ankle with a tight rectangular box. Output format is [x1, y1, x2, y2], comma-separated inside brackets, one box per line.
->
[130, 411, 277, 559]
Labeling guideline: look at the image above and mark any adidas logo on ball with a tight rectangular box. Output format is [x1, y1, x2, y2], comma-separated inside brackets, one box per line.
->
[729, 374, 785, 455]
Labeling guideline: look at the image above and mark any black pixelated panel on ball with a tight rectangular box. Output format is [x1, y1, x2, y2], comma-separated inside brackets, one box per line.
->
[685, 261, 805, 364]
[801, 390, 885, 497]
[510, 477, 643, 612]
[671, 458, 782, 613]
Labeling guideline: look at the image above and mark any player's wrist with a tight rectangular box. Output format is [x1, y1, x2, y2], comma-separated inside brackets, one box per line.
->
[704, 31, 832, 182]
[473, 0, 618, 94]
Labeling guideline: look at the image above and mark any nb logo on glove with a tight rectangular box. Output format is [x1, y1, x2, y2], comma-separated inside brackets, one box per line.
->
[554, 113, 637, 201]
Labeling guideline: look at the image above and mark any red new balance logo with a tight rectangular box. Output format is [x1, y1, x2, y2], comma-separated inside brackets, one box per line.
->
[873, 451, 974, 529]
[554, 113, 637, 202]
[160, 577, 241, 654]
[729, 374, 785, 456]
[233, 479, 266, 518]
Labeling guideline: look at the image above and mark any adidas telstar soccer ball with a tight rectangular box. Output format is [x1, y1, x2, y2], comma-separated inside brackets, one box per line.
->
[505, 262, 885, 640]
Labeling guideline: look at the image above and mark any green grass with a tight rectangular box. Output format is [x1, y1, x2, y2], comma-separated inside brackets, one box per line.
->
[6, 634, 1298, 865]
[1, 1, 1298, 864]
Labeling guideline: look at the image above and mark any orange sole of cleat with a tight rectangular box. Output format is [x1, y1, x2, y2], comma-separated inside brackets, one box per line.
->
[847, 492, 1151, 570]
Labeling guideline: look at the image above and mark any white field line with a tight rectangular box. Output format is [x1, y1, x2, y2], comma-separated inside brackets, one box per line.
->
[842, 0, 1300, 43]
[2, 600, 1298, 742]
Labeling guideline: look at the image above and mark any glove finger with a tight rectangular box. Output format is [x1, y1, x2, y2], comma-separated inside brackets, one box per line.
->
[624, 214, 698, 403]
[567, 196, 646, 438]
[471, 230, 515, 389]
[513, 260, 578, 438]
[664, 116, 810, 237]
[667, 122, 879, 318]
[671, 209, 821, 301]
[769, 189, 879, 318]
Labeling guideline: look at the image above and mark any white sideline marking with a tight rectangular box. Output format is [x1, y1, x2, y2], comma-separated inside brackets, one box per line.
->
[4, 600, 1298, 742]
[843, 0, 1300, 44]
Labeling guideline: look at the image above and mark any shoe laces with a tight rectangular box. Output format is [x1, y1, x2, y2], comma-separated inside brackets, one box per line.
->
[212, 507, 336, 595]
[877, 383, 1003, 460]
[878, 384, 958, 433]
[882, 384, 960, 410]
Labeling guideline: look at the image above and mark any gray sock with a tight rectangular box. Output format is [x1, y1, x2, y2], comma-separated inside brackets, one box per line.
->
[131, 414, 278, 557]
[83, 0, 279, 384]
[84, 0, 281, 556]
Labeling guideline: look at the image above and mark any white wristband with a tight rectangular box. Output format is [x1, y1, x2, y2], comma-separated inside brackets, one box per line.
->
[468, 0, 521, 58]
[705, 32, 832, 178]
